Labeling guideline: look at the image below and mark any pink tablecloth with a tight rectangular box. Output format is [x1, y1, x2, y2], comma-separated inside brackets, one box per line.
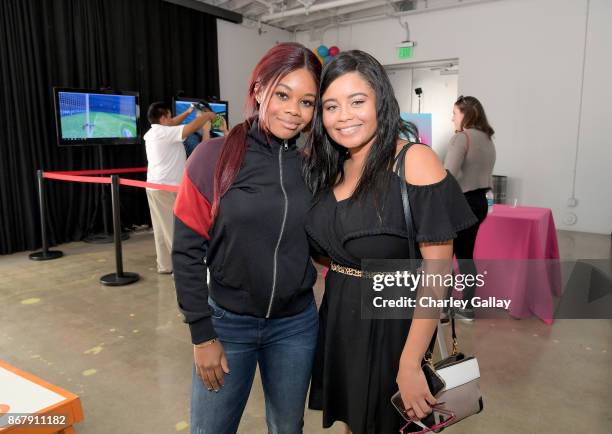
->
[472, 205, 561, 324]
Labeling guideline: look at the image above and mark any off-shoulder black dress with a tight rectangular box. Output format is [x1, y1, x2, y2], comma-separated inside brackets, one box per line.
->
[306, 166, 477, 434]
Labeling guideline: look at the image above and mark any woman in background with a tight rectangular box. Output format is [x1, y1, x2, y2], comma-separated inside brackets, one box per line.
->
[444, 95, 496, 321]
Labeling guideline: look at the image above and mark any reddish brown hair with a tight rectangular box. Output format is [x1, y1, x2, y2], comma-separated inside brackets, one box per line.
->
[455, 95, 495, 138]
[211, 43, 321, 221]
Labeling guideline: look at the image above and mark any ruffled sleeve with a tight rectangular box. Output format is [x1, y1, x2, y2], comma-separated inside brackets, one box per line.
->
[408, 171, 478, 243]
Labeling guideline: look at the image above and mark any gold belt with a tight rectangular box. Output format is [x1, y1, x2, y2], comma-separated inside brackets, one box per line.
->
[330, 262, 394, 279]
[330, 262, 364, 278]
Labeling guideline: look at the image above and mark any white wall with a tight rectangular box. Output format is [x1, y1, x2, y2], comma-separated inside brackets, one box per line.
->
[572, 0, 612, 237]
[296, 0, 612, 235]
[387, 66, 458, 154]
[386, 67, 414, 114]
[217, 20, 293, 128]
[410, 68, 457, 156]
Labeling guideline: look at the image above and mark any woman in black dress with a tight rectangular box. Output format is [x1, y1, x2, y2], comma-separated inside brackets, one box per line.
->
[303, 51, 477, 433]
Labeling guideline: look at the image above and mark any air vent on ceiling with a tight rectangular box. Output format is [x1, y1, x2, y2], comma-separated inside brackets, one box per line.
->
[396, 0, 417, 12]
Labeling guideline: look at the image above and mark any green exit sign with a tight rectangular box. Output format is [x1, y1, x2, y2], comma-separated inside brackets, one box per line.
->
[397, 46, 413, 59]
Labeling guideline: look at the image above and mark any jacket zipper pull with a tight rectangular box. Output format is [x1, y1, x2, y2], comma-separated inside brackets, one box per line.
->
[283, 140, 288, 151]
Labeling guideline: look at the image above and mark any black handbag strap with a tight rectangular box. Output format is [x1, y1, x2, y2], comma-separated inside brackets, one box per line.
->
[395, 143, 437, 361]
[395, 143, 458, 361]
[449, 308, 458, 354]
[394, 144, 418, 260]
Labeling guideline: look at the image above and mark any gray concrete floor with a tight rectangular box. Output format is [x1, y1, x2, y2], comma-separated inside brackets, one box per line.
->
[0, 229, 610, 434]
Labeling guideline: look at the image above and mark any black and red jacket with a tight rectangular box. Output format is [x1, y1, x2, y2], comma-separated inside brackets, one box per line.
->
[172, 120, 317, 344]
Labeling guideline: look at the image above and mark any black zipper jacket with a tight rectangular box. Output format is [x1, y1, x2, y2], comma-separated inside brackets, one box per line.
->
[172, 120, 317, 344]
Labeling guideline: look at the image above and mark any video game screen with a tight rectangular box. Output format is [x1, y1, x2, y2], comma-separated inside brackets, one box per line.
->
[174, 98, 228, 136]
[54, 89, 139, 145]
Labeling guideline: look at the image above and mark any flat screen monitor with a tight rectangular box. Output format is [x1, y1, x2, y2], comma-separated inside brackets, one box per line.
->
[53, 88, 140, 146]
[173, 97, 229, 136]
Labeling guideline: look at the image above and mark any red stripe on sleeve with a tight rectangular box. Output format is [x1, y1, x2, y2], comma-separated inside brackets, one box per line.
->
[174, 171, 212, 239]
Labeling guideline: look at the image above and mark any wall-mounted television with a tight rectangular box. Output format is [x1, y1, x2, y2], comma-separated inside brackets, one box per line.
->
[173, 97, 228, 136]
[53, 88, 140, 146]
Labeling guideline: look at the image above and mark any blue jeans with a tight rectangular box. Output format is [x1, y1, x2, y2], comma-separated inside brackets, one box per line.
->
[190, 297, 318, 434]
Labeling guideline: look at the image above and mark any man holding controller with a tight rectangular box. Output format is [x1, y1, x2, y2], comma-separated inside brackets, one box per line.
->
[144, 102, 215, 274]
[183, 102, 229, 158]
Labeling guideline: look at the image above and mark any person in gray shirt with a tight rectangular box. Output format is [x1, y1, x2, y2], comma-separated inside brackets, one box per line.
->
[444, 95, 496, 321]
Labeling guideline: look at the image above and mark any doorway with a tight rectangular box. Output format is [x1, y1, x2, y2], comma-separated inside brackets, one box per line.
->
[385, 59, 459, 157]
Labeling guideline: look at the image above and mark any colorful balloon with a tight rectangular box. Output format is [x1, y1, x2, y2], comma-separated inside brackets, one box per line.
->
[317, 45, 329, 57]
[328, 46, 340, 56]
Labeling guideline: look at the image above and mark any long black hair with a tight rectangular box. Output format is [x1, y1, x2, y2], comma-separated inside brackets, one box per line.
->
[303, 50, 418, 201]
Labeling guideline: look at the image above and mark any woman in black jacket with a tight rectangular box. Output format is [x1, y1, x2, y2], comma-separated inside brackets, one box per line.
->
[172, 43, 321, 434]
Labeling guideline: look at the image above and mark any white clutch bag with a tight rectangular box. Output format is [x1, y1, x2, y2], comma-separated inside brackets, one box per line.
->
[433, 356, 483, 428]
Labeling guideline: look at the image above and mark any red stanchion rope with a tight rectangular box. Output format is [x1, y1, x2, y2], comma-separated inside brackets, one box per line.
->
[43, 172, 112, 184]
[42, 168, 179, 192]
[119, 178, 179, 193]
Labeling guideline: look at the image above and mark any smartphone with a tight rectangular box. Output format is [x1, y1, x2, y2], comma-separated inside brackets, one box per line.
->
[391, 365, 445, 421]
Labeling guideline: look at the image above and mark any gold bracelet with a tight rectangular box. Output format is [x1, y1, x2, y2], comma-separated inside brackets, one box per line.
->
[194, 338, 217, 348]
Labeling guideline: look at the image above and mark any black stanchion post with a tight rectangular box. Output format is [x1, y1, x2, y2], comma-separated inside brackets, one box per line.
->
[100, 175, 139, 286]
[29, 170, 63, 261]
[100, 145, 110, 237]
[84, 145, 129, 244]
